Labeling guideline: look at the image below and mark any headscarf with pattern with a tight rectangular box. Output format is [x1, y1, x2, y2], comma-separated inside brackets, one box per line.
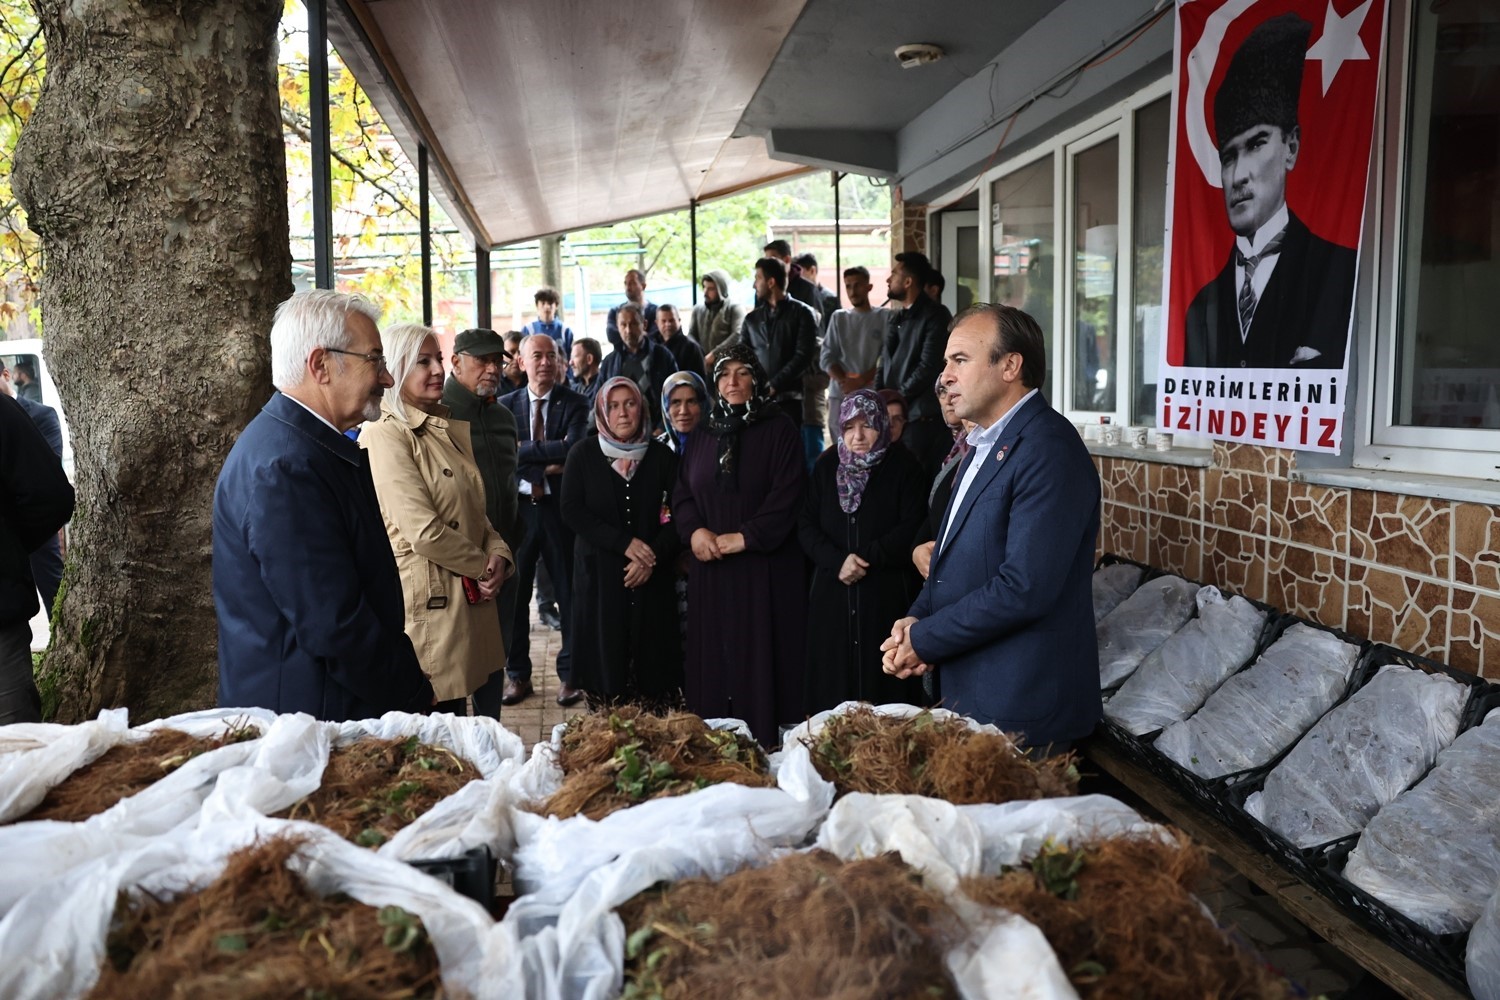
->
[595, 376, 650, 480]
[705, 343, 773, 485]
[835, 388, 892, 514]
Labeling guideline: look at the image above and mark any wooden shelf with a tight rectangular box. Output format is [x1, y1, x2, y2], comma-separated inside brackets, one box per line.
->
[1082, 738, 1469, 1000]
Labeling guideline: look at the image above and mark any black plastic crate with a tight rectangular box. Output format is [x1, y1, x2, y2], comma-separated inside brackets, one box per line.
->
[1142, 614, 1374, 828]
[408, 846, 496, 907]
[1313, 837, 1471, 991]
[1221, 772, 1336, 889]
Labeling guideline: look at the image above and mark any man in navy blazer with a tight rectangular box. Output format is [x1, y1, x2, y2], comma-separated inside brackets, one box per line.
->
[883, 304, 1100, 751]
[498, 333, 590, 707]
[214, 290, 434, 721]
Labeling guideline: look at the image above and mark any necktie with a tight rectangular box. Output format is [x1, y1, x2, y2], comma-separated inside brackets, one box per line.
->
[531, 398, 546, 491]
[1235, 228, 1286, 338]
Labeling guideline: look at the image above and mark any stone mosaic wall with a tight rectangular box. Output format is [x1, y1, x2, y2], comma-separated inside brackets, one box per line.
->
[1094, 442, 1500, 677]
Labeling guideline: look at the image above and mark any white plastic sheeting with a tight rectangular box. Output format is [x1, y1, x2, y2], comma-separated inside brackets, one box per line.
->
[1154, 624, 1362, 780]
[1344, 710, 1500, 935]
[1245, 664, 1466, 848]
[1104, 588, 1267, 736]
[1096, 575, 1202, 688]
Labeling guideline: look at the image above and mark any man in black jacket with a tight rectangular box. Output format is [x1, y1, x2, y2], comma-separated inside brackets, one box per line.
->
[442, 328, 522, 716]
[0, 359, 64, 621]
[740, 256, 819, 426]
[878, 251, 952, 480]
[0, 392, 74, 723]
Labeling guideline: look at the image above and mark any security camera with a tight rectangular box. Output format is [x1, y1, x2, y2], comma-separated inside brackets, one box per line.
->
[894, 43, 945, 69]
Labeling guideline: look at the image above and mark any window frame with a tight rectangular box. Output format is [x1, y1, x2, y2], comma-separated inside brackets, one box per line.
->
[933, 76, 1192, 435]
[1355, 0, 1500, 479]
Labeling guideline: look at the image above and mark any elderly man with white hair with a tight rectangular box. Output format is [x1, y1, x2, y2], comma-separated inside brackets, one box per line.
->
[212, 289, 434, 720]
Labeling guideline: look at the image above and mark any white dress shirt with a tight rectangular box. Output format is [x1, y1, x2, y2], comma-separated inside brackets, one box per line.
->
[1233, 203, 1289, 343]
[939, 388, 1039, 553]
[519, 386, 555, 496]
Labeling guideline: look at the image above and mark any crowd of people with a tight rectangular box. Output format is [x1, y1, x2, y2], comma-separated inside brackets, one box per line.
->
[201, 238, 1103, 754]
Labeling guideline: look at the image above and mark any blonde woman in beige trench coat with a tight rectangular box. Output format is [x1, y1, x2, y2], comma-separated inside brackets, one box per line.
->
[362, 323, 514, 713]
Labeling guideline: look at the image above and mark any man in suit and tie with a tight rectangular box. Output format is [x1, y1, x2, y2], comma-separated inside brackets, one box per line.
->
[882, 304, 1100, 753]
[500, 333, 589, 706]
[1184, 12, 1355, 370]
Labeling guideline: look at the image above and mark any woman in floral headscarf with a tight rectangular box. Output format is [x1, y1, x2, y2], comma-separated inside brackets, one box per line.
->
[799, 387, 928, 713]
[673, 344, 807, 745]
[560, 377, 682, 707]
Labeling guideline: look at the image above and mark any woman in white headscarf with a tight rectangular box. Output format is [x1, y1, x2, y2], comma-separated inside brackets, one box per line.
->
[560, 376, 683, 706]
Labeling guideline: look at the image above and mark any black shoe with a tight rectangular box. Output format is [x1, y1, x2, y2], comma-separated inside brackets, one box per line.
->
[556, 683, 584, 707]
[537, 603, 563, 630]
[500, 677, 533, 706]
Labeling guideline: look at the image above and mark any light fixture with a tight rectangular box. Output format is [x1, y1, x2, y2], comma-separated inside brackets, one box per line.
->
[894, 43, 945, 70]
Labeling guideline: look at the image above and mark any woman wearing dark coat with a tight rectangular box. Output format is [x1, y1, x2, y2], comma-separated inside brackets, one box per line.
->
[801, 389, 928, 713]
[674, 344, 807, 746]
[561, 376, 682, 706]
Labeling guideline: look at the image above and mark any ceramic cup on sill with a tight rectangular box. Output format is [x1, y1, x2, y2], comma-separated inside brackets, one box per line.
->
[1155, 431, 1174, 452]
[1101, 425, 1123, 447]
[1127, 426, 1148, 448]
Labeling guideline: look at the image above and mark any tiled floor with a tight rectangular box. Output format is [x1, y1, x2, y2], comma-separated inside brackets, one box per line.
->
[499, 604, 585, 754]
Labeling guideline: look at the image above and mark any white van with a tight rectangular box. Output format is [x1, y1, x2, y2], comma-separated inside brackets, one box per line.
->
[1, 338, 73, 478]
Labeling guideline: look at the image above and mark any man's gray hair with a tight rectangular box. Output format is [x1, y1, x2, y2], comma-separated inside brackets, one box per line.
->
[520, 332, 559, 357]
[380, 322, 437, 422]
[270, 289, 381, 392]
[616, 301, 643, 323]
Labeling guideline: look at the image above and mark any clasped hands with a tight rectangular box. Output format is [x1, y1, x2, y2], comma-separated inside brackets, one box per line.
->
[880, 615, 933, 678]
[689, 528, 747, 563]
[623, 537, 657, 589]
[475, 551, 513, 602]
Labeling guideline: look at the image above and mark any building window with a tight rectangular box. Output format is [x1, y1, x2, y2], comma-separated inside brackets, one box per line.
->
[1132, 97, 1170, 426]
[985, 87, 1171, 429]
[1361, 0, 1500, 478]
[991, 155, 1056, 402]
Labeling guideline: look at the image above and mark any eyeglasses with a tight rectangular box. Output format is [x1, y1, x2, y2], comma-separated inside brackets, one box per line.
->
[325, 347, 389, 373]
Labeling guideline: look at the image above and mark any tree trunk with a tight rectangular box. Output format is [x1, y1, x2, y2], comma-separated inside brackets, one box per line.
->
[12, 0, 291, 721]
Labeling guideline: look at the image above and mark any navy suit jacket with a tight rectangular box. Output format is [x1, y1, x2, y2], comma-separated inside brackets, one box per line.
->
[16, 397, 61, 457]
[213, 392, 434, 721]
[908, 393, 1101, 746]
[499, 382, 589, 497]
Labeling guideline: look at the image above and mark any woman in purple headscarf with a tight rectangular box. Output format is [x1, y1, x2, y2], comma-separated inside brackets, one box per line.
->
[798, 387, 928, 713]
[561, 377, 682, 707]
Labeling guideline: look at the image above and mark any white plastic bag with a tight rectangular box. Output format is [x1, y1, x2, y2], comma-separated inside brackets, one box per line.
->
[1096, 575, 1202, 688]
[1104, 588, 1266, 735]
[510, 714, 831, 905]
[1154, 623, 1361, 780]
[0, 815, 512, 1000]
[0, 708, 130, 820]
[1468, 881, 1500, 1000]
[1092, 562, 1143, 623]
[0, 708, 296, 915]
[1343, 709, 1500, 934]
[1245, 664, 1466, 848]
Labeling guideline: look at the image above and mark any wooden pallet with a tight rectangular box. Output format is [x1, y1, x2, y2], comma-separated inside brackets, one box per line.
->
[1083, 738, 1469, 1000]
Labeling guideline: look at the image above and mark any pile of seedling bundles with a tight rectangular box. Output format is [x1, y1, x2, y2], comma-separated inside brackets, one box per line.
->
[499, 700, 1296, 999]
[0, 695, 1298, 999]
[0, 707, 526, 999]
[1091, 556, 1500, 997]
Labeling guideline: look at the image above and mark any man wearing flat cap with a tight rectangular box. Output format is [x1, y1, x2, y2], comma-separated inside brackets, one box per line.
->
[1185, 12, 1356, 370]
[442, 328, 522, 716]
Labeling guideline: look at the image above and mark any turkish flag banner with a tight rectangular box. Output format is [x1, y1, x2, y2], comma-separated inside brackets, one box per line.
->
[1159, 0, 1387, 452]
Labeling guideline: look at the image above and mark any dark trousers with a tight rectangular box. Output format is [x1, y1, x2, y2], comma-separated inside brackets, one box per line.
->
[29, 534, 61, 620]
[471, 571, 519, 717]
[0, 622, 40, 724]
[506, 497, 573, 684]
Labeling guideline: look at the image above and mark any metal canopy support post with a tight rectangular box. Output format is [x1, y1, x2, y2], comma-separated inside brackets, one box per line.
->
[475, 244, 492, 330]
[419, 144, 432, 326]
[308, 0, 334, 289]
[833, 171, 843, 307]
[690, 199, 699, 304]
